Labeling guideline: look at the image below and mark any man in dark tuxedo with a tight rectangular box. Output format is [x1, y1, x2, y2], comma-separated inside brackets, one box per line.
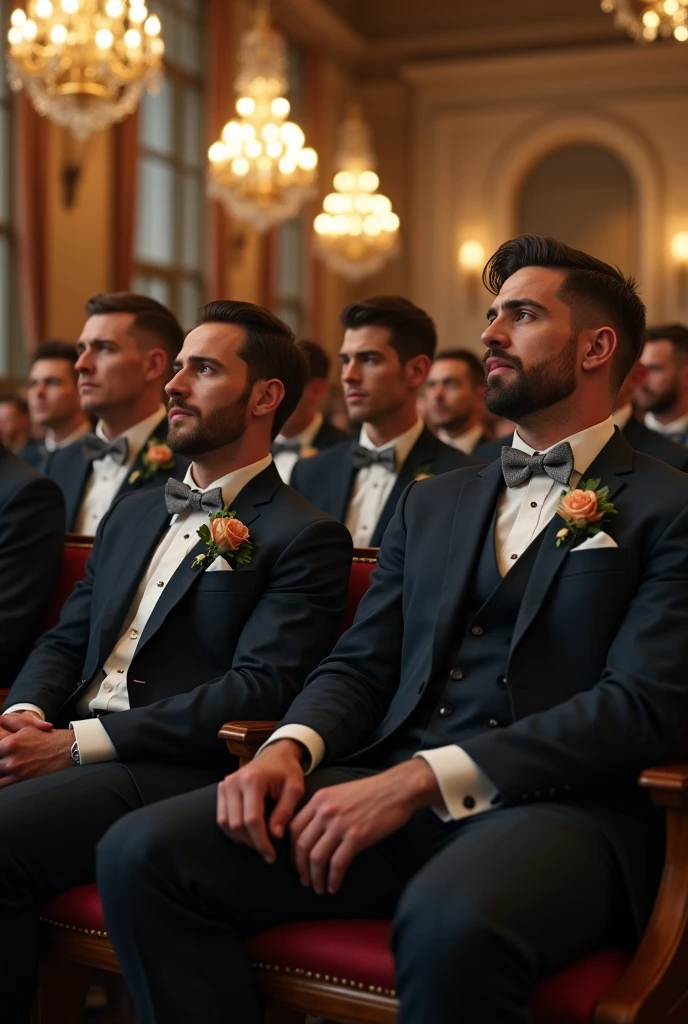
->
[291, 296, 475, 547]
[0, 300, 352, 1024]
[20, 340, 90, 471]
[272, 339, 350, 484]
[99, 236, 688, 1024]
[422, 348, 490, 455]
[0, 396, 31, 454]
[635, 323, 688, 447]
[47, 292, 189, 533]
[478, 357, 688, 471]
[0, 446, 65, 686]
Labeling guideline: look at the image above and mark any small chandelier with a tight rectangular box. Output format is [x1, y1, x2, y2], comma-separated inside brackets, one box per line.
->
[313, 108, 399, 282]
[207, 5, 318, 233]
[6, 1, 165, 139]
[601, 0, 688, 42]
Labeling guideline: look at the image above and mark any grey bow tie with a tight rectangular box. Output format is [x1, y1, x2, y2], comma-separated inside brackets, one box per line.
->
[351, 443, 396, 472]
[272, 439, 302, 456]
[164, 478, 224, 516]
[501, 441, 574, 488]
[83, 433, 129, 466]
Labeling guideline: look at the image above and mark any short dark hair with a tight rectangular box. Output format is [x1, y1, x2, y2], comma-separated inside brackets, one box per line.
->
[643, 323, 688, 360]
[30, 340, 78, 374]
[482, 235, 646, 388]
[84, 292, 184, 367]
[297, 339, 330, 381]
[433, 348, 485, 388]
[197, 300, 308, 438]
[340, 295, 437, 362]
[0, 396, 28, 415]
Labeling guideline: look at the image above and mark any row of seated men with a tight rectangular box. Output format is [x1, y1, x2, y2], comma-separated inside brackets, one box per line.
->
[2, 234, 688, 1024]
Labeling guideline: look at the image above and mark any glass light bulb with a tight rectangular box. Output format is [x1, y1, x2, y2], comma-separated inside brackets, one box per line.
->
[208, 142, 226, 163]
[355, 194, 372, 213]
[382, 212, 400, 232]
[458, 240, 485, 271]
[231, 157, 249, 177]
[665, 0, 679, 14]
[245, 140, 262, 158]
[239, 123, 255, 142]
[674, 23, 688, 38]
[236, 96, 255, 117]
[358, 171, 380, 193]
[144, 14, 161, 36]
[642, 9, 660, 26]
[35, 0, 53, 18]
[95, 28, 114, 48]
[279, 156, 296, 175]
[221, 120, 241, 143]
[323, 193, 341, 214]
[10, 9, 27, 27]
[271, 97, 290, 118]
[23, 19, 39, 39]
[262, 123, 279, 141]
[333, 170, 355, 193]
[298, 147, 318, 171]
[49, 23, 68, 44]
[124, 28, 141, 47]
[61, 0, 79, 11]
[266, 140, 283, 159]
[7, 26, 23, 44]
[280, 122, 305, 149]
[151, 36, 164, 54]
[314, 213, 332, 235]
[363, 215, 382, 236]
[129, 4, 148, 24]
[371, 194, 392, 215]
[105, 0, 124, 16]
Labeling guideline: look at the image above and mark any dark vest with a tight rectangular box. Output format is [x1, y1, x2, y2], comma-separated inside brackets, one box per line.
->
[379, 512, 545, 767]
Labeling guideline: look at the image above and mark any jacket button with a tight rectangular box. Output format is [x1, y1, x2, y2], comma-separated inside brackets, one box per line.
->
[463, 795, 475, 810]
[417, 681, 425, 694]
[487, 717, 500, 728]
[470, 625, 484, 636]
[496, 675, 507, 688]
[439, 704, 452, 717]
[450, 667, 465, 681]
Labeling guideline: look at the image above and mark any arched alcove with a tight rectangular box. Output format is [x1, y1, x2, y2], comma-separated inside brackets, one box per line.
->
[517, 144, 638, 275]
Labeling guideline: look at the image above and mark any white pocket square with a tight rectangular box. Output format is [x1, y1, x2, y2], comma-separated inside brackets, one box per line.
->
[206, 556, 233, 572]
[571, 531, 618, 553]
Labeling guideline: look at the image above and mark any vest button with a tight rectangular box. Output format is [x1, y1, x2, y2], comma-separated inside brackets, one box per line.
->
[463, 795, 475, 810]
[470, 625, 484, 637]
[496, 675, 507, 688]
[487, 717, 500, 728]
[439, 703, 452, 717]
[450, 667, 465, 681]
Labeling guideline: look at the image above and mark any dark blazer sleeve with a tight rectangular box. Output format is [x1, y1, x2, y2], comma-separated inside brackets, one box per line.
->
[280, 484, 415, 759]
[100, 517, 353, 764]
[0, 475, 65, 684]
[460, 503, 688, 803]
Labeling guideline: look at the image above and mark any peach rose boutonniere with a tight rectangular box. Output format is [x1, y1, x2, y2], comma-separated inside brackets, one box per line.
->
[555, 478, 617, 548]
[191, 507, 254, 569]
[414, 464, 434, 482]
[129, 437, 175, 486]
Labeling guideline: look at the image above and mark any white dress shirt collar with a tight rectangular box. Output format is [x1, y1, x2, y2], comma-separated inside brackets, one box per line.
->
[358, 417, 424, 467]
[612, 405, 634, 431]
[438, 423, 484, 455]
[177, 454, 273, 521]
[95, 405, 167, 462]
[645, 411, 688, 436]
[510, 416, 615, 480]
[44, 420, 91, 452]
[274, 412, 323, 449]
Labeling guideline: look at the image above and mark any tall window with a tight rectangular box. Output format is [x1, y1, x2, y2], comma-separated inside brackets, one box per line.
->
[132, 0, 206, 331]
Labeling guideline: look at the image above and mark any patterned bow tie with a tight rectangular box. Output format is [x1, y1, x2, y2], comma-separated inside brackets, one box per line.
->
[501, 441, 574, 488]
[83, 433, 129, 466]
[272, 439, 302, 456]
[351, 443, 396, 472]
[164, 478, 225, 516]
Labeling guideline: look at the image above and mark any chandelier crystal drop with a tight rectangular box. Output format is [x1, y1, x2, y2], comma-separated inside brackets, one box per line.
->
[6, 0, 165, 139]
[313, 108, 399, 282]
[601, 0, 688, 42]
[207, 7, 318, 232]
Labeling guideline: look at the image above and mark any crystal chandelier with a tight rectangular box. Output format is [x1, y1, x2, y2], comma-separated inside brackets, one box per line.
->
[601, 0, 688, 42]
[6, 0, 164, 139]
[207, 6, 318, 233]
[313, 109, 399, 282]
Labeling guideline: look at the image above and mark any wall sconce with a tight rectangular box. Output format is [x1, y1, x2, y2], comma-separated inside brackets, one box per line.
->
[458, 240, 485, 307]
[671, 232, 688, 306]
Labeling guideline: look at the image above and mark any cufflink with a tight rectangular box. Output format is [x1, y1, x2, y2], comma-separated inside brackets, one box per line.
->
[463, 795, 475, 810]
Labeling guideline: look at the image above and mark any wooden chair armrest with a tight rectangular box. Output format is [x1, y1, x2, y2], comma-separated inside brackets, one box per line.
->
[218, 721, 279, 764]
[594, 762, 688, 1022]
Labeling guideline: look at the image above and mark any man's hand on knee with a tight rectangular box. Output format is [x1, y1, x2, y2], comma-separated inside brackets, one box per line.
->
[217, 739, 307, 865]
[0, 725, 73, 787]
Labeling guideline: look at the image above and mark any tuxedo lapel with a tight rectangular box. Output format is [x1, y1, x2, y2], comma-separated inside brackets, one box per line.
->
[509, 429, 633, 656]
[134, 464, 282, 654]
[65, 447, 92, 530]
[429, 460, 505, 677]
[371, 428, 439, 547]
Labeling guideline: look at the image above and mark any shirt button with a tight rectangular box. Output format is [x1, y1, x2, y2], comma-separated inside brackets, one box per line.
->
[103, 682, 113, 692]
[463, 795, 475, 810]
[496, 675, 507, 688]
[530, 501, 537, 508]
[157, 581, 164, 588]
[470, 625, 484, 636]
[184, 534, 190, 539]
[129, 630, 138, 640]
[487, 717, 500, 728]
[510, 553, 518, 561]
[450, 667, 465, 681]
[117, 668, 124, 674]
[439, 703, 452, 717]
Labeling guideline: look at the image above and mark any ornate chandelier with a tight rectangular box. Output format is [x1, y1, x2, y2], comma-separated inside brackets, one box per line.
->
[207, 7, 318, 233]
[601, 0, 688, 42]
[6, 0, 164, 139]
[313, 109, 399, 282]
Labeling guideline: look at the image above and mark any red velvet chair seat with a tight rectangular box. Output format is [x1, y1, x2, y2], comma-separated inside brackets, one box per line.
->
[40, 885, 632, 1023]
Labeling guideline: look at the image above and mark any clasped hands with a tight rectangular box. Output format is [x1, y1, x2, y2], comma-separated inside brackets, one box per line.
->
[216, 739, 440, 895]
[0, 712, 73, 787]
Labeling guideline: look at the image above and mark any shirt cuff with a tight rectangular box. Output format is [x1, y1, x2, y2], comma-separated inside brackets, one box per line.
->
[415, 746, 501, 822]
[4, 704, 46, 719]
[257, 724, 326, 774]
[70, 718, 118, 765]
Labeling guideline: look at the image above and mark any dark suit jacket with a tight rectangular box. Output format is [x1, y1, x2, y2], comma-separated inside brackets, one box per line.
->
[291, 425, 476, 546]
[47, 416, 189, 531]
[476, 418, 688, 472]
[18, 439, 50, 472]
[282, 429, 688, 926]
[0, 446, 65, 685]
[5, 464, 352, 783]
[312, 418, 351, 451]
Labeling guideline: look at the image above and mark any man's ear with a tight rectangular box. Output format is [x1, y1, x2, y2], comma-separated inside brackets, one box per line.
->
[581, 327, 617, 374]
[143, 348, 169, 383]
[252, 378, 286, 423]
[405, 354, 432, 391]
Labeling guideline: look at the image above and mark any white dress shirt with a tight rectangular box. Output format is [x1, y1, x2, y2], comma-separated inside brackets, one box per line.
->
[273, 412, 323, 485]
[7, 456, 272, 764]
[645, 410, 688, 440]
[74, 406, 167, 535]
[265, 418, 616, 822]
[44, 420, 91, 452]
[611, 404, 633, 431]
[438, 423, 484, 455]
[345, 418, 425, 548]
